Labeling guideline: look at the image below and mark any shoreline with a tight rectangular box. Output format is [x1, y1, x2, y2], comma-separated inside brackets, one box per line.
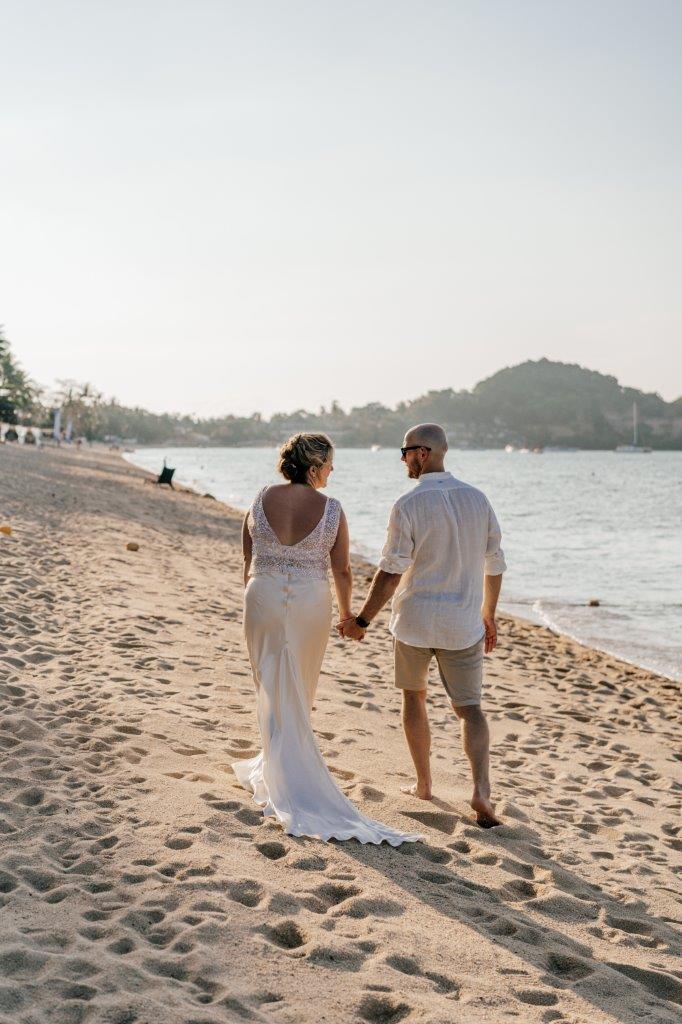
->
[120, 446, 680, 685]
[2, 442, 680, 1024]
[100, 440, 682, 451]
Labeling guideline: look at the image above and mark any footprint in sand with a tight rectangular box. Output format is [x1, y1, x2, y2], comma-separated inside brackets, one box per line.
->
[545, 952, 594, 981]
[472, 851, 499, 865]
[256, 841, 288, 861]
[227, 879, 265, 907]
[18, 867, 60, 893]
[210, 800, 243, 813]
[14, 787, 45, 807]
[604, 961, 682, 1004]
[233, 807, 263, 827]
[164, 836, 193, 851]
[514, 988, 559, 1006]
[357, 993, 412, 1023]
[499, 856, 534, 879]
[424, 969, 461, 995]
[0, 872, 18, 897]
[487, 910, 521, 937]
[305, 942, 366, 972]
[385, 954, 420, 976]
[401, 809, 457, 835]
[302, 882, 361, 915]
[385, 953, 460, 997]
[499, 879, 537, 902]
[107, 937, 135, 955]
[603, 913, 652, 936]
[0, 948, 49, 979]
[263, 919, 307, 950]
[418, 846, 452, 865]
[229, 737, 254, 750]
[350, 784, 385, 803]
[332, 895, 404, 921]
[227, 745, 260, 758]
[418, 869, 455, 887]
[290, 854, 328, 871]
[448, 839, 471, 854]
[531, 890, 599, 923]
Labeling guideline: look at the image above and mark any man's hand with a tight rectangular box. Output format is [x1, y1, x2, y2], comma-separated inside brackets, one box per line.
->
[482, 611, 497, 654]
[340, 618, 366, 642]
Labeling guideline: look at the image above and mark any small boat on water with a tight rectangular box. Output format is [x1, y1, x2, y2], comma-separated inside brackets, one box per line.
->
[370, 444, 382, 452]
[616, 402, 652, 453]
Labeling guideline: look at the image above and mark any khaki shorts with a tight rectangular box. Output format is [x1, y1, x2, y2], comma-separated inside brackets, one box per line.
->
[393, 636, 484, 707]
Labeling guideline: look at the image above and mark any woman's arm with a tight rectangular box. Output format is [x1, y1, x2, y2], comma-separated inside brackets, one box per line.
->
[242, 513, 253, 586]
[329, 509, 352, 622]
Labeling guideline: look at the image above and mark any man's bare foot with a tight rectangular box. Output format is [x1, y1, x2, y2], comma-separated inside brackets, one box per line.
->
[401, 782, 433, 801]
[471, 793, 500, 828]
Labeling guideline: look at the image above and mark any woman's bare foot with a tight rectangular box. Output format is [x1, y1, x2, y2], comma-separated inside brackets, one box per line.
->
[471, 792, 500, 828]
[401, 782, 432, 801]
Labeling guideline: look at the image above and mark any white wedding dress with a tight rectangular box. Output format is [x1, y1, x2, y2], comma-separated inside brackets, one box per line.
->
[232, 486, 422, 846]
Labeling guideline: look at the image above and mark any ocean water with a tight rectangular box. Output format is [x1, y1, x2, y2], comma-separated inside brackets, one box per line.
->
[123, 447, 682, 682]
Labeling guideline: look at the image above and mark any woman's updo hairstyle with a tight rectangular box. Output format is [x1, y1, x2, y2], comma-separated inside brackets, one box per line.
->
[278, 432, 333, 485]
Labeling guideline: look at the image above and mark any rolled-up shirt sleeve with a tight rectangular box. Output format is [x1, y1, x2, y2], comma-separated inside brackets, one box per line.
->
[485, 502, 506, 575]
[378, 503, 414, 574]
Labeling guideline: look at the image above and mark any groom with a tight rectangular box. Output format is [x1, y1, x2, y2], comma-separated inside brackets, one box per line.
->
[340, 423, 506, 828]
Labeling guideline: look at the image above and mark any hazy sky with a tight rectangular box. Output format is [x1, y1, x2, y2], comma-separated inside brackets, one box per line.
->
[1, 0, 680, 416]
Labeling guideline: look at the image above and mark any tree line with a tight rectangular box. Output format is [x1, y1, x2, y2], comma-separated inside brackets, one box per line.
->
[2, 328, 681, 449]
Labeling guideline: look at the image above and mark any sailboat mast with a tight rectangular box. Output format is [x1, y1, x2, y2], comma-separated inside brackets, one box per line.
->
[633, 401, 638, 446]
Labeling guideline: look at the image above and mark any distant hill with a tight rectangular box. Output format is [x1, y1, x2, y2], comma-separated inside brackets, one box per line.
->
[460, 358, 682, 448]
[312, 359, 681, 449]
[116, 359, 682, 448]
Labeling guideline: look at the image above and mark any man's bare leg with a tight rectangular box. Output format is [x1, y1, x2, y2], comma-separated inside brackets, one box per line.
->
[401, 689, 432, 800]
[453, 703, 500, 827]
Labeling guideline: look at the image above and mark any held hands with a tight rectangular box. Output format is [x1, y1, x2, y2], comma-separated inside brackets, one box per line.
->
[336, 615, 367, 642]
[335, 616, 353, 637]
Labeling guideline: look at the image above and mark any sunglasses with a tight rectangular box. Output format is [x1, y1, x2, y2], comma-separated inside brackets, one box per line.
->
[400, 445, 432, 457]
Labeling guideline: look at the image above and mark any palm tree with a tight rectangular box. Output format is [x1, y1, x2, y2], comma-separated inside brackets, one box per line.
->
[53, 379, 105, 439]
[0, 327, 35, 422]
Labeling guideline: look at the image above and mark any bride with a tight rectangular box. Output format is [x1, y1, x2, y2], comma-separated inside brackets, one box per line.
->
[232, 432, 421, 846]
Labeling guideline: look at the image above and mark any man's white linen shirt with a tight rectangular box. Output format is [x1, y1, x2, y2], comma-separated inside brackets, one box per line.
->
[378, 471, 506, 650]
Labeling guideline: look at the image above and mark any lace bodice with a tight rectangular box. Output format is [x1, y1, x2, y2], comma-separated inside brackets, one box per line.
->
[248, 487, 342, 579]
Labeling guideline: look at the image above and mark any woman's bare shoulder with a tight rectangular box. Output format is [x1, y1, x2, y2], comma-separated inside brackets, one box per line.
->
[263, 483, 326, 508]
[297, 488, 328, 512]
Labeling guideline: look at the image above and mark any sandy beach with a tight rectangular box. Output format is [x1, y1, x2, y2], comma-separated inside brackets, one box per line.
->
[1, 443, 680, 1024]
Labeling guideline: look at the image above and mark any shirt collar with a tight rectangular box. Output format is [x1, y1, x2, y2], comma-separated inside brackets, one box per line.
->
[415, 471, 454, 485]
